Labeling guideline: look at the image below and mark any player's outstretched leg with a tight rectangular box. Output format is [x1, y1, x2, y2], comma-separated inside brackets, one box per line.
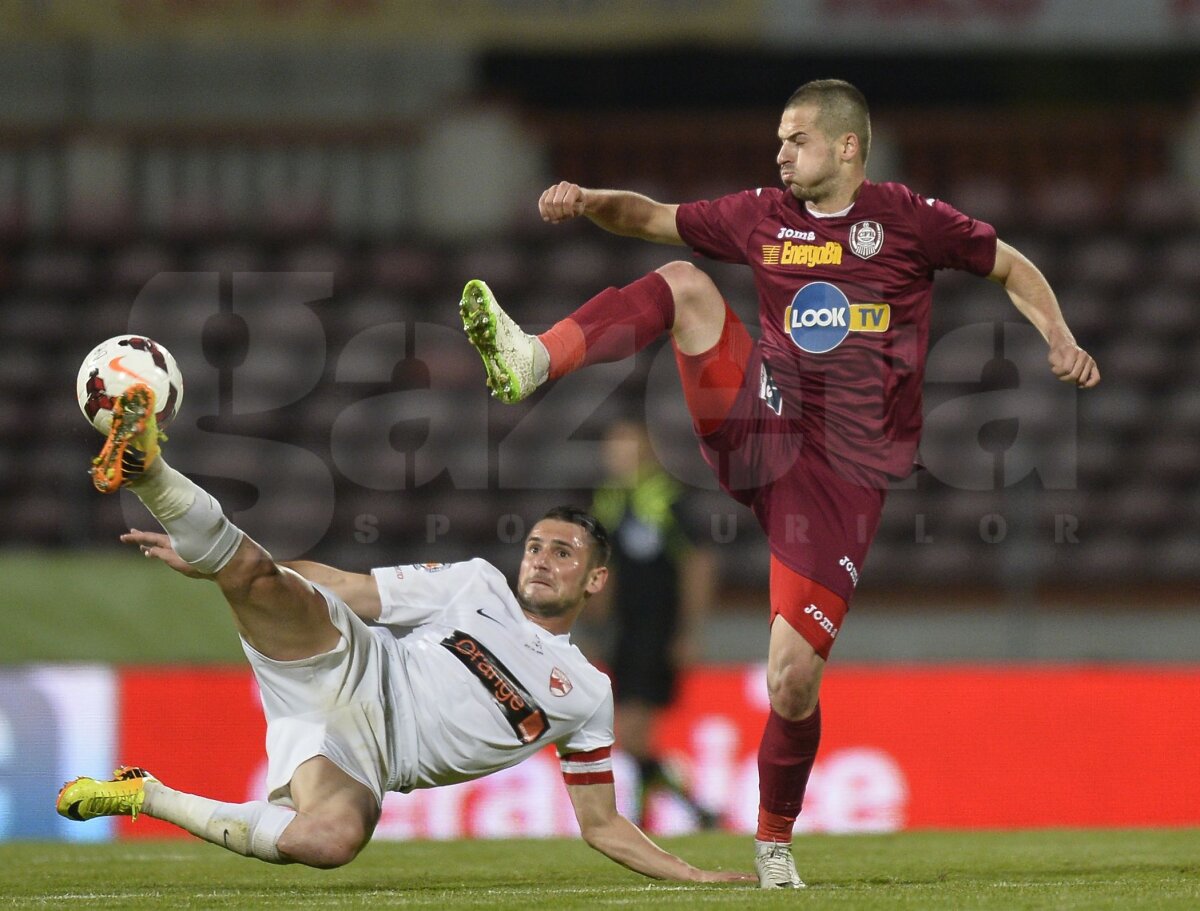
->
[754, 839, 806, 889]
[91, 383, 162, 493]
[461, 269, 686, 404]
[98, 388, 338, 661]
[57, 766, 297, 863]
[460, 279, 549, 403]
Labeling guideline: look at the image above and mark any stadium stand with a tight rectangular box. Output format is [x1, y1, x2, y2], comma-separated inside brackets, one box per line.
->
[1, 105, 1196, 604]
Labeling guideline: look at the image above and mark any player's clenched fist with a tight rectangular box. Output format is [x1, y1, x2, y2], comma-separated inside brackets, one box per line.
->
[1048, 343, 1101, 388]
[539, 181, 588, 223]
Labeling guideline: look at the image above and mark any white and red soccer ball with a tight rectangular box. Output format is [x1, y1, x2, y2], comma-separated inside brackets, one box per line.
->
[76, 335, 184, 434]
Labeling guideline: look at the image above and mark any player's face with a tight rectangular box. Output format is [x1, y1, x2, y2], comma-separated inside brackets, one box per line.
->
[776, 103, 842, 202]
[517, 519, 604, 616]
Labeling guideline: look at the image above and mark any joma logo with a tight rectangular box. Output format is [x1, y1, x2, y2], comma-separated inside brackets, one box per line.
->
[804, 603, 839, 638]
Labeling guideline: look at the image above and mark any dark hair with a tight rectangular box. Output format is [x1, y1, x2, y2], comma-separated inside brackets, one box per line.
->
[540, 505, 611, 567]
[784, 78, 872, 165]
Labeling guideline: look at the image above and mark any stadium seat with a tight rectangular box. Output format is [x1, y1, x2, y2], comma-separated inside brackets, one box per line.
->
[7, 493, 74, 545]
[948, 176, 1017, 229]
[367, 245, 441, 295]
[1124, 176, 1199, 231]
[1030, 177, 1111, 231]
[1138, 435, 1197, 485]
[280, 244, 356, 287]
[1156, 233, 1200, 289]
[1073, 435, 1125, 489]
[1129, 285, 1194, 340]
[538, 238, 616, 297]
[109, 242, 179, 292]
[19, 246, 93, 293]
[1063, 234, 1140, 291]
[1078, 387, 1153, 438]
[457, 243, 534, 298]
[191, 243, 264, 275]
[1100, 336, 1171, 388]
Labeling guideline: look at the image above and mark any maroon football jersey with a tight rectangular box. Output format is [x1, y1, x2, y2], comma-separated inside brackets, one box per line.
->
[676, 180, 997, 479]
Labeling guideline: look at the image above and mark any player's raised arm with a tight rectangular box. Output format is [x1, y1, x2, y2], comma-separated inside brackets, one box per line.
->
[538, 182, 683, 245]
[988, 239, 1100, 388]
[564, 780, 752, 883]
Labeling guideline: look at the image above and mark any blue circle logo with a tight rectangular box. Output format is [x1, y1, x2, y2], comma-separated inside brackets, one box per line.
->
[784, 282, 850, 354]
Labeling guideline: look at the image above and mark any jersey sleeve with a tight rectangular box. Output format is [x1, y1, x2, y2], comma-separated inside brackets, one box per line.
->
[913, 193, 997, 276]
[675, 189, 764, 265]
[557, 691, 616, 785]
[370, 558, 497, 627]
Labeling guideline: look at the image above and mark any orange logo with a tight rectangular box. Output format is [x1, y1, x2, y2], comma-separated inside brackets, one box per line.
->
[108, 356, 152, 385]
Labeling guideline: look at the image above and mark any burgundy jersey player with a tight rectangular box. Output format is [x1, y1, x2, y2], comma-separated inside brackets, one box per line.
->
[460, 78, 1099, 889]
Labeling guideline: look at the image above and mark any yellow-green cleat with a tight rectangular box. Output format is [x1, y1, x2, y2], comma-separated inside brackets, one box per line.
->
[460, 279, 542, 404]
[91, 384, 163, 493]
[57, 766, 155, 822]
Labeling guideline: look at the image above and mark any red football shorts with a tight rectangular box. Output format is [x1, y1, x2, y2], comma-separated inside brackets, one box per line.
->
[673, 307, 886, 655]
[769, 555, 847, 660]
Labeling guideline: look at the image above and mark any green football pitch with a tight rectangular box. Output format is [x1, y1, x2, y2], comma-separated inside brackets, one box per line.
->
[2, 830, 1198, 910]
[0, 551, 241, 664]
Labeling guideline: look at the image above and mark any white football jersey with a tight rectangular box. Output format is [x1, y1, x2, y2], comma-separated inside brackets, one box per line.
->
[371, 559, 614, 792]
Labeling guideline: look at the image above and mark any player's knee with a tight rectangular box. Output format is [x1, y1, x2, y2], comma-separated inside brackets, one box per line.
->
[766, 662, 820, 720]
[220, 547, 280, 603]
[656, 261, 720, 308]
[279, 818, 367, 869]
[656, 260, 724, 340]
[306, 839, 362, 870]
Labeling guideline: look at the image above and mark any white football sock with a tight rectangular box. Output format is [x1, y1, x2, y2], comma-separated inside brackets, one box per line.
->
[142, 781, 295, 863]
[127, 458, 194, 521]
[129, 457, 243, 574]
[531, 336, 550, 386]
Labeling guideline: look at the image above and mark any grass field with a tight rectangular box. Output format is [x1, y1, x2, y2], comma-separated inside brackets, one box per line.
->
[0, 551, 240, 664]
[2, 830, 1198, 910]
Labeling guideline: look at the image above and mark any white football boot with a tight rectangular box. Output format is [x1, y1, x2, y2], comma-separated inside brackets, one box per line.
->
[755, 839, 806, 889]
[460, 279, 546, 404]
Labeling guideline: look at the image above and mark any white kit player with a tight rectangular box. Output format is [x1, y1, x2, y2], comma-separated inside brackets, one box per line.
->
[56, 383, 751, 884]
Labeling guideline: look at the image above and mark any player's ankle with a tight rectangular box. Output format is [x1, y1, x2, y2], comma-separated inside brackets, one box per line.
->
[531, 336, 550, 385]
[756, 807, 796, 843]
[538, 320, 585, 380]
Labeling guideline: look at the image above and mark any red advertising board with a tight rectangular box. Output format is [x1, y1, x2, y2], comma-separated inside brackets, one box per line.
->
[116, 668, 267, 839]
[659, 664, 1200, 831]
[113, 664, 1200, 838]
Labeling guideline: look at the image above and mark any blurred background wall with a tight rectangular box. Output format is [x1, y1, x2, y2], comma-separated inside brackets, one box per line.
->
[0, 0, 1198, 666]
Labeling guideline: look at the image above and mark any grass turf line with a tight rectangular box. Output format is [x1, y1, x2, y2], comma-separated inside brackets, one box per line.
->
[1, 830, 1198, 910]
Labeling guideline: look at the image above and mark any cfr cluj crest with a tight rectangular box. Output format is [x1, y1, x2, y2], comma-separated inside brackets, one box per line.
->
[849, 220, 884, 258]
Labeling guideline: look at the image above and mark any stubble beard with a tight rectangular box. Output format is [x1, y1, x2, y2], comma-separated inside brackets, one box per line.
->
[785, 172, 836, 205]
[783, 154, 840, 205]
[518, 585, 568, 618]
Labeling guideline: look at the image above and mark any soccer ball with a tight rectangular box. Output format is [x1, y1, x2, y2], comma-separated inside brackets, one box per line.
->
[76, 335, 184, 435]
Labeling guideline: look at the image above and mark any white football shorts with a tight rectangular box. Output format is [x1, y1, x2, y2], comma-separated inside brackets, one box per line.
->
[240, 584, 401, 810]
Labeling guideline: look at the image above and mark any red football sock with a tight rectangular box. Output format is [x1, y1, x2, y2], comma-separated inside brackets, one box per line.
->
[538, 272, 675, 380]
[673, 302, 751, 436]
[756, 703, 822, 842]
